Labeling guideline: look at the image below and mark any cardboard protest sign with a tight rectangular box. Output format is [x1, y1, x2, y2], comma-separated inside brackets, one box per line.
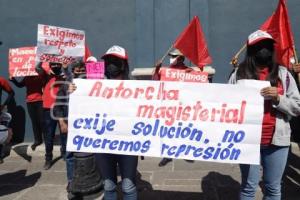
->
[37, 24, 85, 64]
[160, 68, 209, 83]
[86, 62, 105, 79]
[67, 80, 264, 165]
[9, 47, 38, 77]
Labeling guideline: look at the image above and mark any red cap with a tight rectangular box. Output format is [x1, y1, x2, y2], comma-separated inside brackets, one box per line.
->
[101, 45, 128, 60]
[247, 30, 274, 46]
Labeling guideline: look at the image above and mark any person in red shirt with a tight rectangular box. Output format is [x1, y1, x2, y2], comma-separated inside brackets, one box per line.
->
[0, 76, 14, 164]
[10, 75, 45, 151]
[35, 62, 67, 170]
[152, 49, 194, 167]
[152, 49, 191, 81]
[229, 30, 300, 200]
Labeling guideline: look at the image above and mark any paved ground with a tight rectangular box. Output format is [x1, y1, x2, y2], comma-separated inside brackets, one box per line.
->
[0, 143, 299, 200]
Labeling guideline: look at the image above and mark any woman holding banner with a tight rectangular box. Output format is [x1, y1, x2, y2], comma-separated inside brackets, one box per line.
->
[229, 30, 300, 200]
[97, 45, 137, 200]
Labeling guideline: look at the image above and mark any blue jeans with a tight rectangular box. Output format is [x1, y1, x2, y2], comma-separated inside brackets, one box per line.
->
[240, 145, 289, 200]
[95, 154, 138, 200]
[43, 109, 67, 161]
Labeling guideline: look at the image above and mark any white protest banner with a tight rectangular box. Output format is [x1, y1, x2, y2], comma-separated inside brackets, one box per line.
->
[37, 24, 85, 64]
[8, 47, 38, 77]
[67, 80, 264, 165]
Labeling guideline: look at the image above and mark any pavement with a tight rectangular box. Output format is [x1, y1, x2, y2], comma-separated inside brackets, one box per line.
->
[0, 142, 299, 200]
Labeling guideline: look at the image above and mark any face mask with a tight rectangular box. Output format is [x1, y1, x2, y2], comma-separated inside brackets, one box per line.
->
[170, 57, 178, 65]
[51, 67, 62, 76]
[105, 63, 123, 79]
[255, 48, 272, 65]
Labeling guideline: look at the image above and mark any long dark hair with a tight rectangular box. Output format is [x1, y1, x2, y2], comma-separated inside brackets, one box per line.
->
[237, 39, 279, 86]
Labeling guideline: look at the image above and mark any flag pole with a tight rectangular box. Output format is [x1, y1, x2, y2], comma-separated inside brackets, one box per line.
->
[159, 45, 174, 63]
[292, 45, 300, 83]
[152, 45, 174, 78]
[230, 44, 247, 67]
[293, 45, 298, 64]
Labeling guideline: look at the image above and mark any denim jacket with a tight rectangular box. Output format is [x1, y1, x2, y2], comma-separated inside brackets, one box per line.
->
[228, 66, 300, 146]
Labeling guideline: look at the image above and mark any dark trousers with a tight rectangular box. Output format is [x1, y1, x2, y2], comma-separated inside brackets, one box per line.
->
[43, 109, 67, 161]
[27, 101, 43, 144]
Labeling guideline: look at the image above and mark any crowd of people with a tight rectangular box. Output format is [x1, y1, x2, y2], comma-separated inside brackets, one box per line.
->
[0, 30, 300, 200]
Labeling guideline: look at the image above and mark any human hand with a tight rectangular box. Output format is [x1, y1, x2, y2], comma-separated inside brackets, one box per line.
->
[292, 63, 300, 73]
[152, 61, 162, 80]
[231, 57, 238, 67]
[261, 87, 280, 103]
[59, 119, 68, 134]
[68, 83, 77, 94]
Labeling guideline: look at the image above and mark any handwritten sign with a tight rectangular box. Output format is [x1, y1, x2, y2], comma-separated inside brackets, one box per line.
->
[160, 68, 209, 83]
[37, 24, 85, 64]
[8, 47, 38, 77]
[67, 80, 264, 165]
[86, 62, 105, 79]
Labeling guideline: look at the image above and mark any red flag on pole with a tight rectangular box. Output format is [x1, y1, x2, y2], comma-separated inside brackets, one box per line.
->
[84, 43, 92, 62]
[173, 16, 212, 69]
[260, 0, 295, 69]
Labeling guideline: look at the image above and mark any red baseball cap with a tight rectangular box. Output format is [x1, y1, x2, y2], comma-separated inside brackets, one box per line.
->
[101, 45, 128, 60]
[247, 30, 274, 46]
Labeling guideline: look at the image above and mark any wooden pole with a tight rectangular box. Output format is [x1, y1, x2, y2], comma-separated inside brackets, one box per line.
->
[160, 45, 174, 63]
[293, 45, 298, 64]
[230, 44, 247, 67]
[152, 45, 174, 78]
[292, 45, 300, 83]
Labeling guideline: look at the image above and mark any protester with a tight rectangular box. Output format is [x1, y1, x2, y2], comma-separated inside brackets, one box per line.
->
[35, 62, 67, 170]
[10, 75, 45, 150]
[53, 60, 82, 198]
[0, 76, 14, 164]
[152, 48, 193, 167]
[71, 45, 137, 200]
[228, 30, 300, 200]
[64, 58, 103, 199]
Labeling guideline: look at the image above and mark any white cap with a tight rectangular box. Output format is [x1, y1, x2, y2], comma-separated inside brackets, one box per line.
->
[86, 56, 97, 63]
[102, 45, 128, 60]
[168, 49, 183, 56]
[247, 30, 274, 46]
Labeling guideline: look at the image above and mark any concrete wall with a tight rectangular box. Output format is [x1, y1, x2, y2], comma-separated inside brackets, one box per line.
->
[1, 0, 300, 141]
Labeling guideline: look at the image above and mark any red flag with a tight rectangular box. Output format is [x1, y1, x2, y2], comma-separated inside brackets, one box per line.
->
[173, 16, 212, 69]
[260, 0, 295, 69]
[84, 43, 92, 62]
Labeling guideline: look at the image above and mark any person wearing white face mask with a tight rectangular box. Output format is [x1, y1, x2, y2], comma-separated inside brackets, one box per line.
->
[152, 49, 192, 81]
[168, 49, 187, 68]
[152, 49, 194, 167]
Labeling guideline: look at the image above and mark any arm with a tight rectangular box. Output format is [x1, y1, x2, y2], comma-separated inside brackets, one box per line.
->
[152, 61, 162, 81]
[53, 85, 69, 134]
[35, 61, 46, 75]
[0, 78, 14, 110]
[9, 77, 25, 88]
[274, 71, 300, 117]
[53, 85, 69, 119]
